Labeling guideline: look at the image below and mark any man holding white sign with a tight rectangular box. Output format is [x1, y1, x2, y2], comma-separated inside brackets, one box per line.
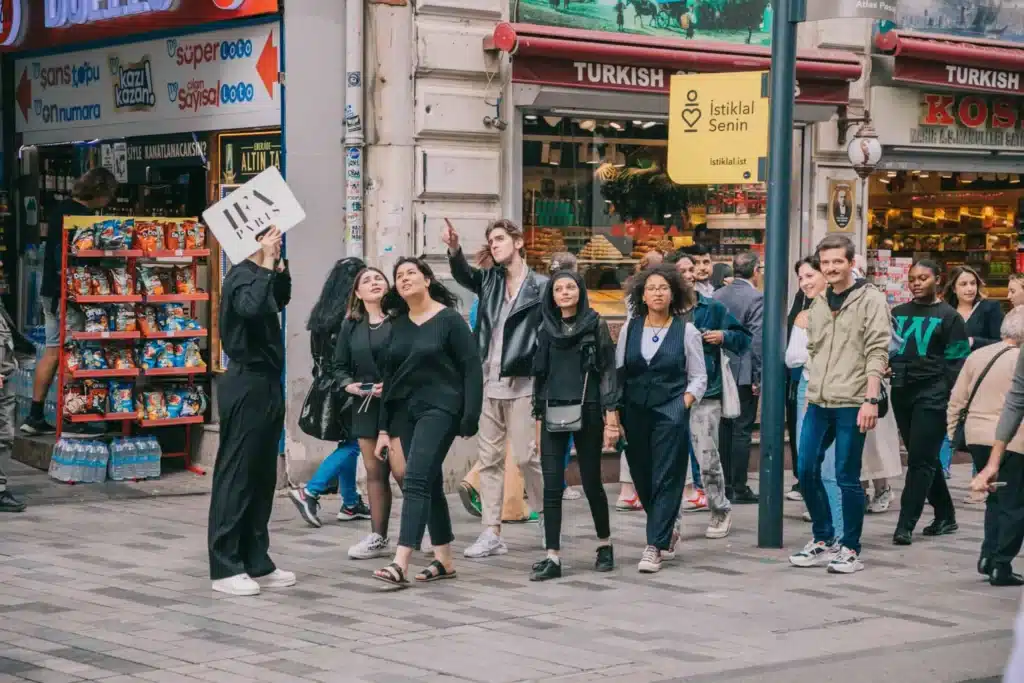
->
[207, 226, 295, 597]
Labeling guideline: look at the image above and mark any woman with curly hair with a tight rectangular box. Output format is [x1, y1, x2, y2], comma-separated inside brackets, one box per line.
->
[616, 264, 707, 574]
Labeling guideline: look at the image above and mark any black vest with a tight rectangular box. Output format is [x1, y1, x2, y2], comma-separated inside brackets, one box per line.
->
[622, 316, 688, 408]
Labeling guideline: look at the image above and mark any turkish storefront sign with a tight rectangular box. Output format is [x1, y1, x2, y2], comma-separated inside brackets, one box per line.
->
[894, 58, 1024, 96]
[872, 86, 1024, 151]
[14, 21, 280, 144]
[0, 0, 278, 51]
[895, 0, 1024, 44]
[514, 0, 771, 46]
[219, 131, 281, 184]
[512, 56, 851, 105]
[805, 0, 896, 22]
[667, 71, 769, 185]
[124, 132, 209, 182]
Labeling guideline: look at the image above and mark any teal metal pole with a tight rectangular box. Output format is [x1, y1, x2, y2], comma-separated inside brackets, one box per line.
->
[758, 0, 800, 548]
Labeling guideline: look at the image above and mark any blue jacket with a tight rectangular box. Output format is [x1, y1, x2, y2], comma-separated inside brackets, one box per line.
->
[692, 294, 752, 398]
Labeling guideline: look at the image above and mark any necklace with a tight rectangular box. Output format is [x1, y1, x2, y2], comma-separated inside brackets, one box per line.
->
[368, 318, 386, 330]
[562, 321, 575, 334]
[647, 316, 670, 343]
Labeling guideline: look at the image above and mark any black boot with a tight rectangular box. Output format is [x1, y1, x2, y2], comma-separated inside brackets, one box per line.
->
[595, 545, 615, 572]
[978, 555, 992, 577]
[0, 490, 26, 512]
[921, 518, 958, 537]
[530, 557, 562, 582]
[892, 528, 912, 546]
[990, 565, 1024, 587]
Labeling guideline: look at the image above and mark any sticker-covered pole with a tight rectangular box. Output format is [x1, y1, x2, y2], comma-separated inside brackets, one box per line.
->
[344, 0, 365, 258]
[758, 0, 800, 549]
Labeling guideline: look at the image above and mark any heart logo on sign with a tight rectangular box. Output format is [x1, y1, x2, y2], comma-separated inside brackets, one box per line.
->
[166, 39, 178, 58]
[167, 82, 179, 102]
[33, 99, 41, 116]
[681, 107, 702, 128]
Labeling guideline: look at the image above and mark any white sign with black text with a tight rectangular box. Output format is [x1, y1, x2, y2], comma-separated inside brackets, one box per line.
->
[203, 167, 305, 265]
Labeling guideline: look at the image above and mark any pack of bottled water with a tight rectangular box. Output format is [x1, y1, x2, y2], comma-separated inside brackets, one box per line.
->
[48, 439, 110, 484]
[108, 437, 162, 481]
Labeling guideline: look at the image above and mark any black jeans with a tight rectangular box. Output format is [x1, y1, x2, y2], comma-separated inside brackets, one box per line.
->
[391, 400, 459, 549]
[622, 398, 688, 550]
[969, 445, 1024, 569]
[719, 385, 759, 492]
[541, 404, 610, 551]
[893, 390, 956, 532]
[786, 377, 799, 484]
[208, 367, 284, 580]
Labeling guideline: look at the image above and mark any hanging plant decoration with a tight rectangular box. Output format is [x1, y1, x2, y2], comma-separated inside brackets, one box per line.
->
[599, 160, 708, 222]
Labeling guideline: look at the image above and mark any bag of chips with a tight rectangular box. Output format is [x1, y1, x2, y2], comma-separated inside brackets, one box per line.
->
[109, 267, 133, 296]
[138, 266, 165, 295]
[88, 267, 111, 296]
[110, 348, 136, 370]
[80, 346, 108, 370]
[64, 383, 87, 416]
[158, 303, 188, 331]
[174, 267, 197, 294]
[69, 266, 91, 297]
[183, 339, 204, 368]
[112, 305, 137, 332]
[166, 390, 183, 418]
[140, 340, 164, 369]
[83, 306, 110, 333]
[166, 222, 187, 250]
[64, 345, 81, 373]
[158, 342, 178, 368]
[133, 221, 164, 252]
[142, 390, 168, 420]
[138, 306, 160, 335]
[70, 225, 96, 254]
[97, 219, 132, 251]
[185, 220, 206, 250]
[83, 379, 109, 414]
[108, 381, 134, 414]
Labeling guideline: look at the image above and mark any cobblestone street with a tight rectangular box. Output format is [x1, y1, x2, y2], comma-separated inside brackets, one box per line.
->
[0, 461, 1018, 683]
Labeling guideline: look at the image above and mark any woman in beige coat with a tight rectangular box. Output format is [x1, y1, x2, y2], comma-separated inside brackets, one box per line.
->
[947, 308, 1024, 586]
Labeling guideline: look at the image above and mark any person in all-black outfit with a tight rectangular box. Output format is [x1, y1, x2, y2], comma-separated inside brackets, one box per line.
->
[209, 227, 295, 597]
[891, 260, 970, 546]
[373, 258, 483, 586]
[944, 265, 1004, 351]
[530, 270, 619, 581]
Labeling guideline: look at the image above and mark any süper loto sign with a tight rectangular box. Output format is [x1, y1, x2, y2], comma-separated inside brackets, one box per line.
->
[0, 0, 278, 51]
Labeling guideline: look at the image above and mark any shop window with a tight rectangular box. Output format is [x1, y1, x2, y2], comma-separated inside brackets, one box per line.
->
[521, 113, 766, 319]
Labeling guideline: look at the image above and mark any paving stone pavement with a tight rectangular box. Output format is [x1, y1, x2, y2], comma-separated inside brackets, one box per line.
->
[0, 463, 1019, 683]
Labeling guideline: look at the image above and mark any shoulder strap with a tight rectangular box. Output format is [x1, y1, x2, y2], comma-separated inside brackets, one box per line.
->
[965, 347, 1014, 413]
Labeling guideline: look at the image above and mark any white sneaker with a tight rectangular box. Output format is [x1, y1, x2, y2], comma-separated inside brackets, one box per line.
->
[786, 488, 804, 502]
[868, 486, 893, 514]
[562, 487, 582, 501]
[789, 539, 840, 568]
[348, 532, 390, 560]
[705, 511, 732, 539]
[827, 546, 864, 574]
[638, 545, 662, 573]
[212, 574, 260, 596]
[662, 526, 681, 561]
[255, 569, 296, 588]
[464, 529, 508, 558]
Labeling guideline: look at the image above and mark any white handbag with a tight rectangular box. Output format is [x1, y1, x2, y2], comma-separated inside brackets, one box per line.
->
[720, 351, 741, 419]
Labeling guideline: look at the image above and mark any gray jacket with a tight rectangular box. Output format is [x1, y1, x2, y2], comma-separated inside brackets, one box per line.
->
[713, 279, 763, 387]
[996, 348, 1024, 444]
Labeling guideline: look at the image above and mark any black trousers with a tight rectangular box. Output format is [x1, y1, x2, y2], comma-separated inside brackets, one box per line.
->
[893, 390, 955, 532]
[786, 377, 799, 483]
[969, 445, 1024, 568]
[622, 398, 688, 550]
[392, 400, 458, 549]
[541, 404, 610, 551]
[208, 367, 285, 580]
[719, 385, 759, 492]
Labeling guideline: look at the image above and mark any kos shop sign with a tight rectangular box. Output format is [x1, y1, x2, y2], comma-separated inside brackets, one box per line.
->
[14, 21, 280, 144]
[0, 0, 278, 51]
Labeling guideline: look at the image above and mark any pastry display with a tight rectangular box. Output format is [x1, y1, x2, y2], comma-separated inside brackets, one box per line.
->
[579, 235, 623, 261]
[525, 228, 567, 267]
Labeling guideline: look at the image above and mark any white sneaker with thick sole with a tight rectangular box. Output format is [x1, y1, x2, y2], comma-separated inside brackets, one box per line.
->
[348, 533, 390, 560]
[705, 511, 732, 539]
[638, 546, 662, 573]
[256, 569, 296, 588]
[868, 486, 893, 514]
[786, 489, 804, 502]
[789, 539, 839, 568]
[464, 529, 508, 558]
[827, 546, 864, 574]
[212, 574, 260, 596]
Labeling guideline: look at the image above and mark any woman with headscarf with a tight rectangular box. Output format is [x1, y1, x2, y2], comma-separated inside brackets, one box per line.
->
[530, 270, 619, 581]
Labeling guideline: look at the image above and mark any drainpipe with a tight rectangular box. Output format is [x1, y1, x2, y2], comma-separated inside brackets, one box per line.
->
[344, 0, 365, 258]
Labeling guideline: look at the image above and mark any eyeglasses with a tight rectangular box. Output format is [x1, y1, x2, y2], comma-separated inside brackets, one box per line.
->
[644, 285, 671, 294]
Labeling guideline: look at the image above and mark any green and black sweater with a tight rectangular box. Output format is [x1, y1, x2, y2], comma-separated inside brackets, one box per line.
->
[890, 299, 970, 404]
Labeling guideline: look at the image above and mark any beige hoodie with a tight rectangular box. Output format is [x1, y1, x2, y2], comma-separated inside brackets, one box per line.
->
[805, 282, 891, 409]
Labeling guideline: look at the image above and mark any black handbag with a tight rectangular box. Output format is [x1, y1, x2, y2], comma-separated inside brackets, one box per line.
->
[298, 339, 353, 442]
[952, 347, 1012, 452]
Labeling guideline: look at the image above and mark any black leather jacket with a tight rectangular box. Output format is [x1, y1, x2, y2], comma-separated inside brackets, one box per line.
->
[449, 248, 547, 379]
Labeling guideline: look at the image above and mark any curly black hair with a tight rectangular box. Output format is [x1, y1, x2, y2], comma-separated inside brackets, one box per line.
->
[383, 256, 460, 314]
[627, 263, 695, 318]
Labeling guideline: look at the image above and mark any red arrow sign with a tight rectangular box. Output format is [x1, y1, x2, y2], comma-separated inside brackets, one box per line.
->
[256, 31, 277, 98]
[16, 67, 30, 121]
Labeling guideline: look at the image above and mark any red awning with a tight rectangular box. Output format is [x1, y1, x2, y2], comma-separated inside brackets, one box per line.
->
[487, 23, 863, 83]
[875, 30, 1024, 72]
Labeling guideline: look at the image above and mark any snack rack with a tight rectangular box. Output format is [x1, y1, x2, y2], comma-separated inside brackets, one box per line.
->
[55, 215, 210, 475]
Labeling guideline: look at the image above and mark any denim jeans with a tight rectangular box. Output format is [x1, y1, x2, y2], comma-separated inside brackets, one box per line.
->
[796, 375, 843, 539]
[798, 403, 867, 554]
[306, 440, 361, 506]
[689, 438, 703, 489]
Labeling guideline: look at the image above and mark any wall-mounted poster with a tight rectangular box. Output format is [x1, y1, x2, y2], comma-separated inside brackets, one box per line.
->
[827, 179, 856, 234]
[896, 0, 1024, 44]
[515, 0, 772, 46]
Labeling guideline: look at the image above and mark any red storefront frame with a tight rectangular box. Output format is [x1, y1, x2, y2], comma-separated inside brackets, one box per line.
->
[877, 31, 1024, 96]
[488, 22, 862, 106]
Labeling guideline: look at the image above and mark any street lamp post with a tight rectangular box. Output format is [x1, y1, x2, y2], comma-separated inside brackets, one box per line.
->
[847, 120, 883, 241]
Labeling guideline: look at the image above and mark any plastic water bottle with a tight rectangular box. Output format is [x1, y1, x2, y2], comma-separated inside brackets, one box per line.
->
[65, 441, 79, 482]
[111, 440, 123, 481]
[84, 442, 96, 483]
[148, 437, 162, 479]
[96, 442, 108, 483]
[48, 439, 64, 482]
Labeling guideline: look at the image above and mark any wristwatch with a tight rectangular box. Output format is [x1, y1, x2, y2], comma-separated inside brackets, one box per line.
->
[864, 397, 881, 406]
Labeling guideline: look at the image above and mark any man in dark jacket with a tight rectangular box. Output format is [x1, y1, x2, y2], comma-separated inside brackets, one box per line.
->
[443, 219, 548, 558]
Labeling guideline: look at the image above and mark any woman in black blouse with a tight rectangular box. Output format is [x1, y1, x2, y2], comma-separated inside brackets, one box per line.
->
[373, 257, 483, 586]
[333, 267, 398, 561]
[531, 270, 619, 581]
[944, 265, 1004, 351]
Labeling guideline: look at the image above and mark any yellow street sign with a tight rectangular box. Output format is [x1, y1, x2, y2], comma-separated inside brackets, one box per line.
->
[668, 71, 770, 185]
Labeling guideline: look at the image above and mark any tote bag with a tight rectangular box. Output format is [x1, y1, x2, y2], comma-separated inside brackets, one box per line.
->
[298, 333, 353, 442]
[721, 351, 741, 419]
